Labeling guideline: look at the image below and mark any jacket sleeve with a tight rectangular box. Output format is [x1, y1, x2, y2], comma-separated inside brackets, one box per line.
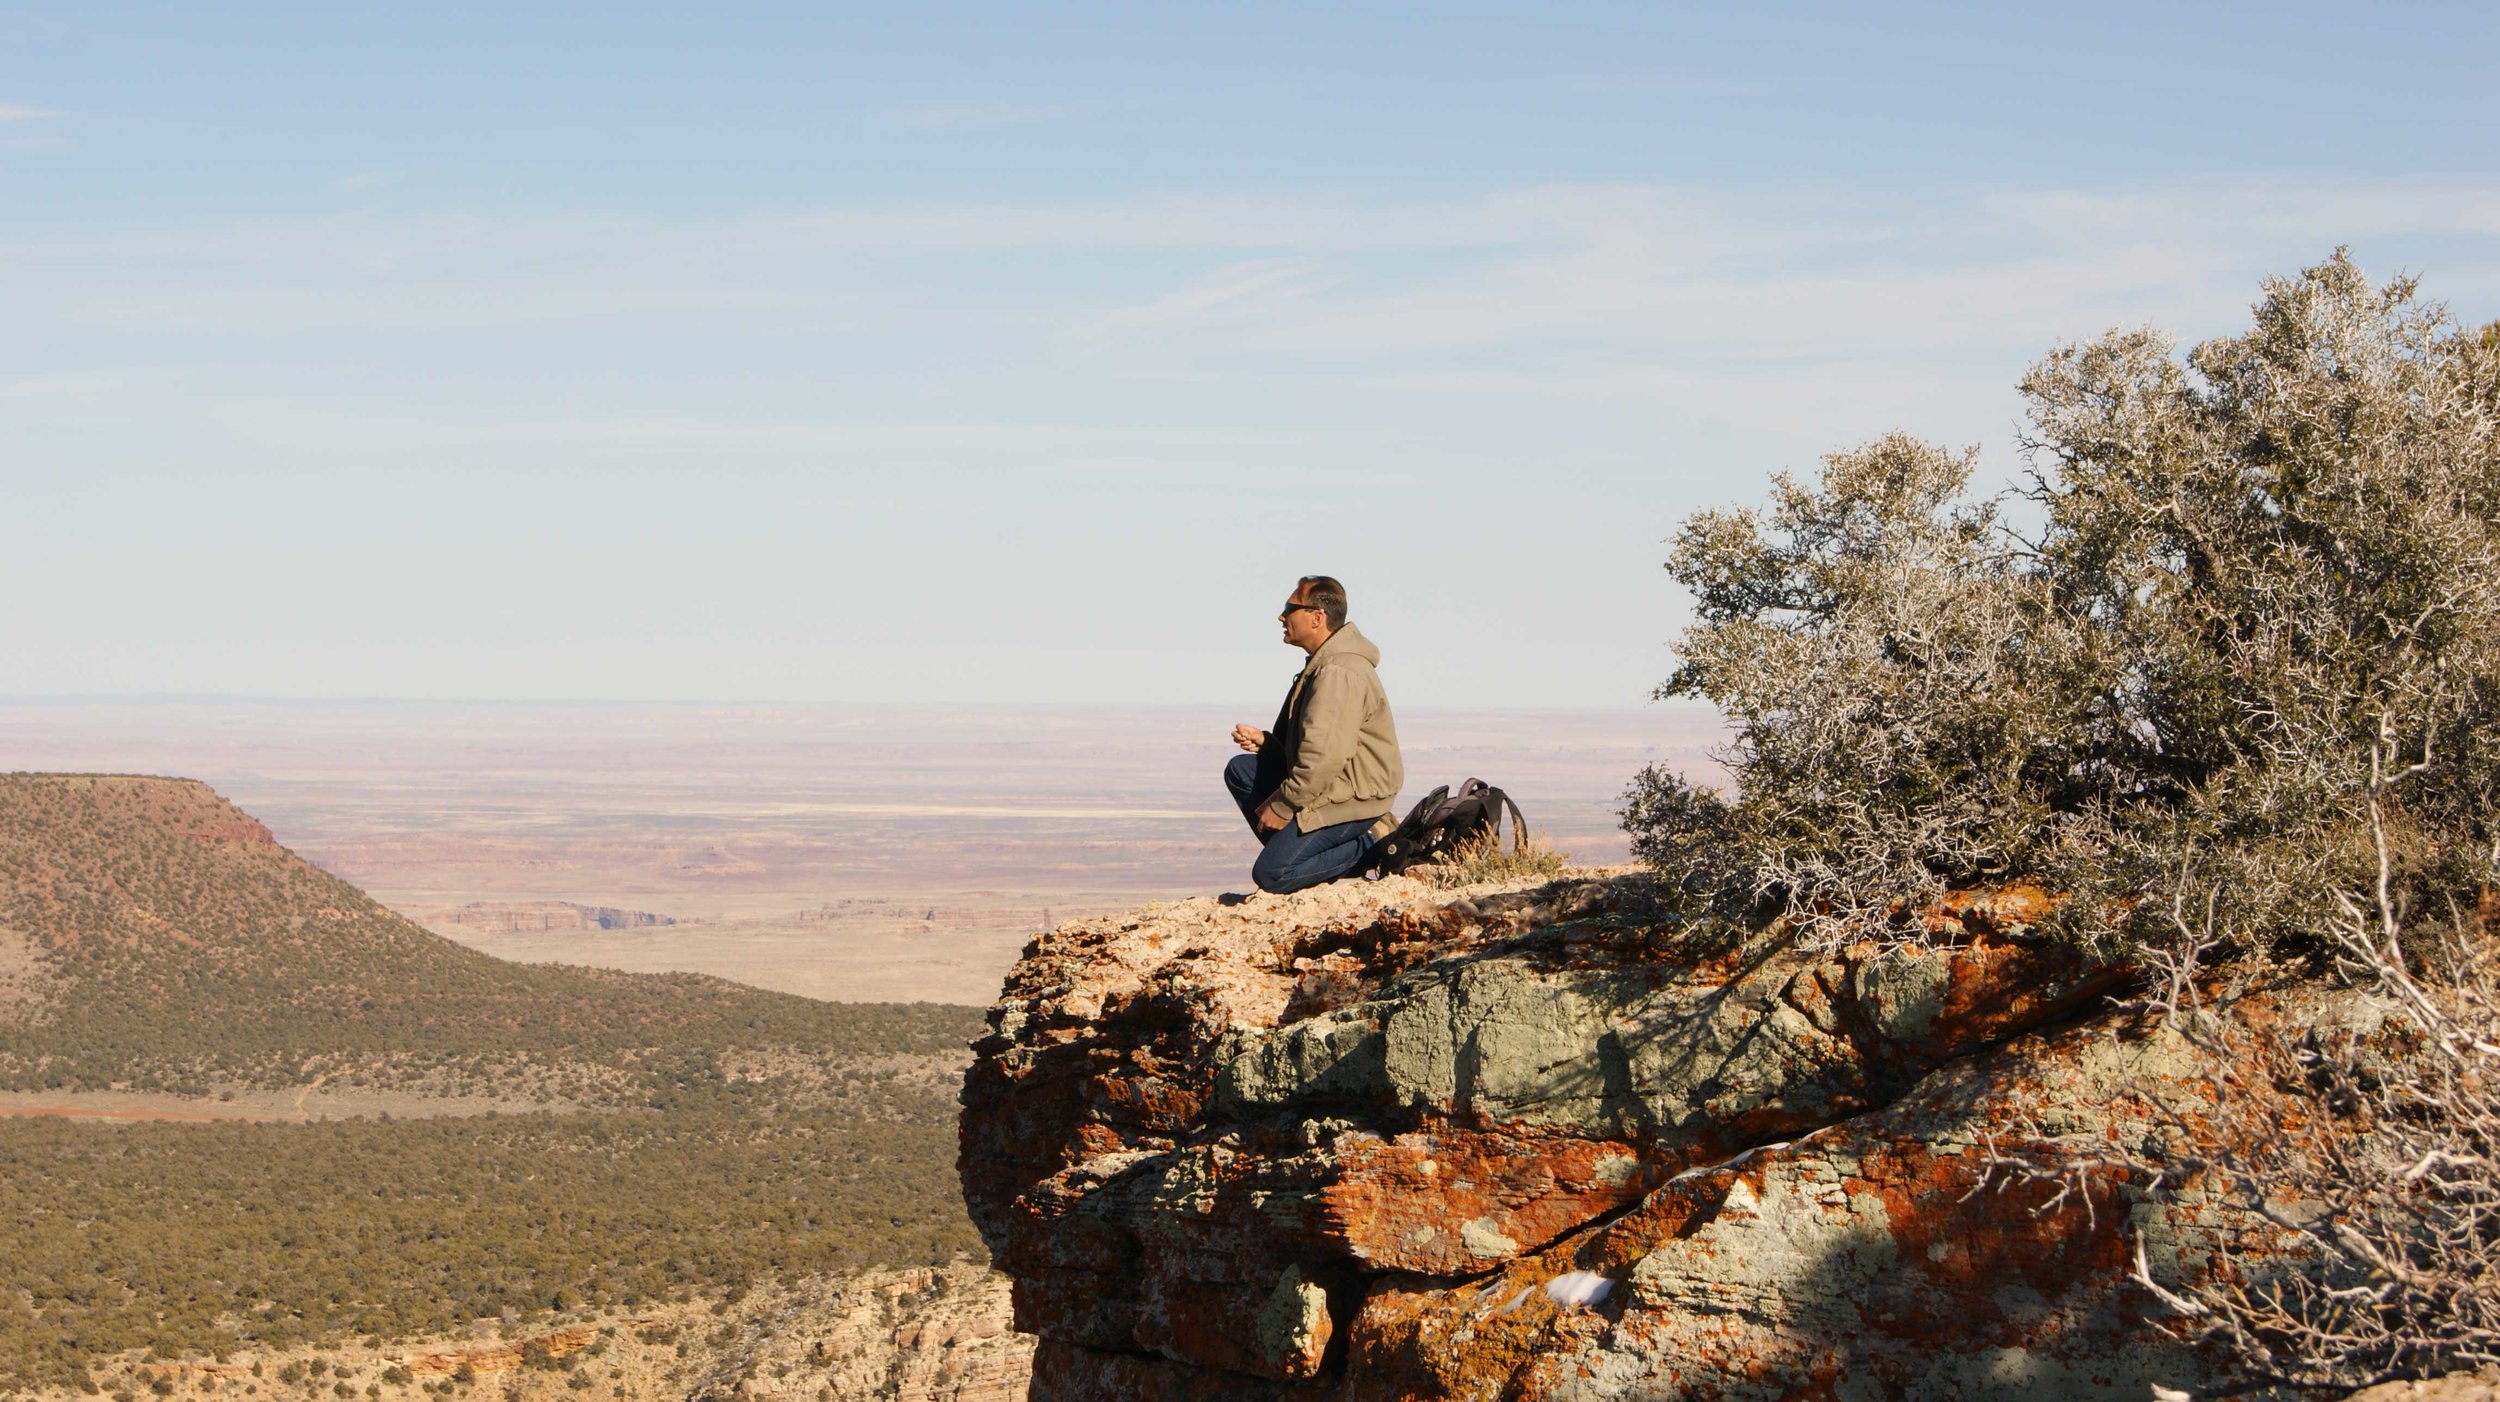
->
[1272, 662, 1363, 819]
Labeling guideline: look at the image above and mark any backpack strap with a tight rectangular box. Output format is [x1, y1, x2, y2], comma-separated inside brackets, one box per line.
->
[1359, 786, 1449, 880]
[1487, 787, 1531, 855]
[1361, 781, 1535, 877]
[1405, 785, 1451, 828]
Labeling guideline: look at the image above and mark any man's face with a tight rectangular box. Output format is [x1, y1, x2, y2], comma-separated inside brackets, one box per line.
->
[1279, 586, 1331, 651]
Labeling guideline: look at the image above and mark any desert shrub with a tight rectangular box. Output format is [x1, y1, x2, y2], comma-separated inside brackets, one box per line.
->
[1628, 252, 2500, 1386]
[1626, 250, 2500, 965]
[1414, 831, 1571, 888]
[2168, 942, 2500, 1388]
[2016, 857, 2500, 1390]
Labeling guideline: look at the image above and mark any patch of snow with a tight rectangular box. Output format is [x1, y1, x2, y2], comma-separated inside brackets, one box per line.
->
[1544, 1271, 1613, 1308]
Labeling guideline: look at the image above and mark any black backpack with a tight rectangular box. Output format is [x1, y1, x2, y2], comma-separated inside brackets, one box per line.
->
[1362, 778, 1529, 878]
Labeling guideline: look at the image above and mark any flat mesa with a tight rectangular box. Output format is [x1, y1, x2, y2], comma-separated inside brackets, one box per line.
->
[0, 699, 1714, 1005]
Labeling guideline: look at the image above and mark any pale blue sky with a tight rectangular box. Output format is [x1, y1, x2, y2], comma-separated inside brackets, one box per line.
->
[6, 2, 2498, 706]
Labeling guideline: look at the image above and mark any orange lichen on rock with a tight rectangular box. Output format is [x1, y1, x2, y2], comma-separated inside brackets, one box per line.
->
[1318, 1126, 1686, 1275]
[964, 875, 2297, 1400]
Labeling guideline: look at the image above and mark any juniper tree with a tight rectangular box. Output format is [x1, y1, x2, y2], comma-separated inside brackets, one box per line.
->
[1626, 250, 2500, 1386]
[1628, 249, 2500, 967]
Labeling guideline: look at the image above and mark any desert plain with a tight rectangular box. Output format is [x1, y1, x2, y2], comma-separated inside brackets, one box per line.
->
[0, 699, 1722, 1005]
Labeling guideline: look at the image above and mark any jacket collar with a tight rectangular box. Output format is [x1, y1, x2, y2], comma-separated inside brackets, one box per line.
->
[1298, 621, 1378, 675]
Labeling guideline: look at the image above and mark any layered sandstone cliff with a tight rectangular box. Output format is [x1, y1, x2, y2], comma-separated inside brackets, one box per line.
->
[960, 871, 2316, 1400]
[441, 901, 685, 933]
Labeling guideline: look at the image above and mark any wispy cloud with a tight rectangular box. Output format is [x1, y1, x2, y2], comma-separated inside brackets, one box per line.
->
[884, 100, 1081, 132]
[1079, 259, 1338, 335]
[1041, 180, 2500, 377]
[8, 177, 2497, 708]
[7, 179, 2498, 426]
[1571, 73, 1772, 99]
[0, 100, 64, 151]
[0, 369, 151, 401]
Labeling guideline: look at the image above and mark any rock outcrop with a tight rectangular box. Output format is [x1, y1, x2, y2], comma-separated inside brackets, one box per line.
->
[73, 1262, 1032, 1402]
[960, 872, 2306, 1400]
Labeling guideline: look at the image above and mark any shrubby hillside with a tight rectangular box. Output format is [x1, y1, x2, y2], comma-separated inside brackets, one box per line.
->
[0, 1108, 980, 1384]
[0, 773, 975, 1099]
[0, 773, 990, 1392]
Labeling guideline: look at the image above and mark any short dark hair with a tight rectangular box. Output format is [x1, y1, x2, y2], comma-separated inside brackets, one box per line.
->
[1297, 575, 1348, 629]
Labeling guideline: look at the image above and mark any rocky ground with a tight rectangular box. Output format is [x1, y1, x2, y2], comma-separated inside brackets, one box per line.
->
[959, 868, 2345, 1400]
[57, 1262, 1032, 1402]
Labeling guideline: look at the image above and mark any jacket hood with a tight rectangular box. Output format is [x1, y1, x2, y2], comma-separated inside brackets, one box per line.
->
[1310, 621, 1380, 669]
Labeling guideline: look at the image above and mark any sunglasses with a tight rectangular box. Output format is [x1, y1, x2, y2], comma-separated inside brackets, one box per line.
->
[1280, 600, 1324, 615]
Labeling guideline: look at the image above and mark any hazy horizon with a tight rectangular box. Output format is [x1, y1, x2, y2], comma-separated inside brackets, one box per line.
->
[0, 695, 1725, 1001]
[0, 692, 1692, 713]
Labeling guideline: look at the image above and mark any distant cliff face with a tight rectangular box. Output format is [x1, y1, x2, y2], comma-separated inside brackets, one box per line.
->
[959, 873, 2309, 1400]
[443, 901, 682, 934]
[0, 773, 933, 1096]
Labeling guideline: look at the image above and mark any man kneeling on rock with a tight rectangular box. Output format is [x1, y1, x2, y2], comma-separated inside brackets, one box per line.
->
[1226, 575, 1404, 894]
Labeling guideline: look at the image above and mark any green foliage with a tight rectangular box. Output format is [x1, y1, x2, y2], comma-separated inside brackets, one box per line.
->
[1625, 251, 2500, 960]
[0, 1105, 978, 1389]
[0, 773, 994, 1390]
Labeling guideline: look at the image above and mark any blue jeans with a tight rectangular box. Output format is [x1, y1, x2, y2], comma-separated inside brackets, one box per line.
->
[1224, 752, 1375, 894]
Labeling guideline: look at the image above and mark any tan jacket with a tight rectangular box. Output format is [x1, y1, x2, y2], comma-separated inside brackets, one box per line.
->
[1265, 623, 1403, 834]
